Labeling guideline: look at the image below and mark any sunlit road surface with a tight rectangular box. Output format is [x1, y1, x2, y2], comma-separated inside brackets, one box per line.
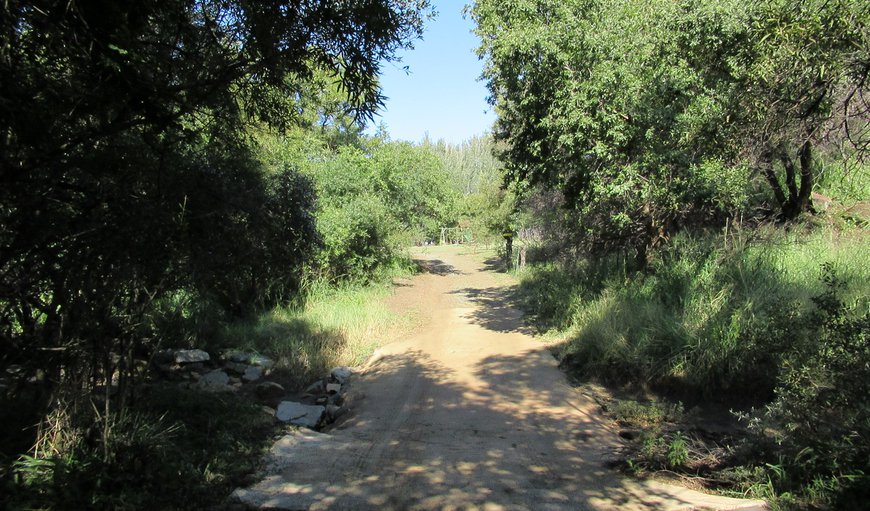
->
[234, 246, 766, 511]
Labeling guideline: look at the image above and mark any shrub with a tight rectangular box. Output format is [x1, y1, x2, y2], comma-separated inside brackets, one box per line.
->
[747, 265, 870, 509]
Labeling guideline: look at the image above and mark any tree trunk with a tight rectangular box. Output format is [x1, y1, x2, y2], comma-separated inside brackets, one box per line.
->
[796, 141, 814, 213]
[765, 143, 815, 220]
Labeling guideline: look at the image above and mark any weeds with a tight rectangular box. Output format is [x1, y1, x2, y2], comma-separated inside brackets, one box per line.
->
[5, 386, 278, 510]
[219, 267, 415, 390]
[530, 229, 869, 509]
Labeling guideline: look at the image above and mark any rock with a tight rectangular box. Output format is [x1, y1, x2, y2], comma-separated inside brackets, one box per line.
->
[225, 351, 248, 363]
[275, 401, 325, 428]
[330, 366, 352, 384]
[305, 379, 326, 394]
[248, 355, 274, 368]
[325, 404, 345, 422]
[326, 383, 341, 394]
[181, 362, 204, 372]
[327, 393, 344, 407]
[225, 361, 249, 374]
[174, 349, 210, 364]
[228, 376, 241, 385]
[256, 381, 286, 400]
[242, 366, 263, 382]
[226, 351, 274, 368]
[189, 371, 201, 381]
[260, 405, 276, 417]
[197, 370, 230, 391]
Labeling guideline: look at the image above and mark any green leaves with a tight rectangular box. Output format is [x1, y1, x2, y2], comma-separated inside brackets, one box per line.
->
[472, 0, 870, 255]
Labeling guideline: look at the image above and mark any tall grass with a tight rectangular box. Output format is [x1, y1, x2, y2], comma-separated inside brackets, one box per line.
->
[518, 227, 870, 398]
[517, 226, 870, 507]
[220, 263, 416, 389]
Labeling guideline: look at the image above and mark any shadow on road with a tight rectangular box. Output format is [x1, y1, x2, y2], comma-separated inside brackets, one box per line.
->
[237, 348, 742, 510]
[414, 258, 466, 276]
[449, 285, 536, 335]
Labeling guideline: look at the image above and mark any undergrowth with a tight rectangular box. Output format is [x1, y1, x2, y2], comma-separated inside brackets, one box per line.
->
[3, 386, 278, 510]
[2, 257, 417, 509]
[517, 226, 869, 509]
[220, 268, 416, 389]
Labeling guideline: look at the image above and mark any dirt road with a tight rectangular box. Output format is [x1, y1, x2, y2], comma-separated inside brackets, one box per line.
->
[233, 247, 765, 510]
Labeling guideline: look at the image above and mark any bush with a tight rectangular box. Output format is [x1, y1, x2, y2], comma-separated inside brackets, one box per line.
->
[521, 229, 869, 398]
[747, 265, 870, 509]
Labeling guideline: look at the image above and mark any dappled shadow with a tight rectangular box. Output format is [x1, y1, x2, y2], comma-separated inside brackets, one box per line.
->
[413, 258, 466, 276]
[449, 285, 536, 335]
[235, 348, 755, 510]
[481, 255, 507, 273]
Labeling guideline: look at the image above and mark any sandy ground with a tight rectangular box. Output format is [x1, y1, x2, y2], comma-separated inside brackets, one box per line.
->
[233, 246, 765, 510]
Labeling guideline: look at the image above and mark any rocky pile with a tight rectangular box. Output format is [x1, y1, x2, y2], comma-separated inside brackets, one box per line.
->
[153, 348, 352, 430]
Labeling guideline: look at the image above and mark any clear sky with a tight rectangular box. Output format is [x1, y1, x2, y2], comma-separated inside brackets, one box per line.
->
[368, 1, 495, 145]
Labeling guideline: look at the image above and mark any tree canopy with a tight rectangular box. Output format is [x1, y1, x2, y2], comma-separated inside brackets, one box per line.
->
[470, 0, 870, 263]
[0, 0, 431, 406]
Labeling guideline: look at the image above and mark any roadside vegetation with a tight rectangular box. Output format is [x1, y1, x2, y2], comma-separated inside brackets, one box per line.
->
[473, 0, 870, 508]
[3, 0, 868, 509]
[0, 2, 518, 507]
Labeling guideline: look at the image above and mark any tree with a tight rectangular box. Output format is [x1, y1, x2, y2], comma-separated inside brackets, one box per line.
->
[470, 0, 870, 264]
[0, 0, 432, 426]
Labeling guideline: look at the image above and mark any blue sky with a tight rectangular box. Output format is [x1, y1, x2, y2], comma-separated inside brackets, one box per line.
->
[367, 1, 495, 145]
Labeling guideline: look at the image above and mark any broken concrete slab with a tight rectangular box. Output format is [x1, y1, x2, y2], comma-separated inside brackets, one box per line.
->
[275, 401, 324, 428]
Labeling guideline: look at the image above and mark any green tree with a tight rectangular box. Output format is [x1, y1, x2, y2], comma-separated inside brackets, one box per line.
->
[0, 0, 431, 442]
[470, 0, 870, 262]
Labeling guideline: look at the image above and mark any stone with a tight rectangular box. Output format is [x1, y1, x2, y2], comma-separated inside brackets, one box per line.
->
[225, 361, 250, 374]
[325, 404, 345, 422]
[330, 366, 352, 384]
[197, 370, 230, 390]
[327, 393, 345, 407]
[242, 366, 263, 382]
[256, 381, 286, 400]
[225, 351, 250, 363]
[275, 401, 325, 428]
[174, 349, 210, 364]
[326, 383, 341, 394]
[248, 355, 274, 368]
[229, 376, 241, 385]
[305, 379, 325, 394]
[181, 362, 204, 372]
[226, 351, 274, 368]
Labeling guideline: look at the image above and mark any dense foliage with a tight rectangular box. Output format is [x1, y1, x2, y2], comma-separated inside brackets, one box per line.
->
[471, 0, 870, 264]
[472, 0, 870, 507]
[0, 0, 431, 504]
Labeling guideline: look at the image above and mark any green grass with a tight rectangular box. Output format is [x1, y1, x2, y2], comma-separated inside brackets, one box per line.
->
[5, 386, 278, 510]
[219, 262, 416, 389]
[518, 227, 870, 397]
[517, 225, 870, 509]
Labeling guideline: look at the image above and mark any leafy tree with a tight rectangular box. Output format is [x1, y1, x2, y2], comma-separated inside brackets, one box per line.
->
[0, 0, 432, 444]
[470, 0, 870, 263]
